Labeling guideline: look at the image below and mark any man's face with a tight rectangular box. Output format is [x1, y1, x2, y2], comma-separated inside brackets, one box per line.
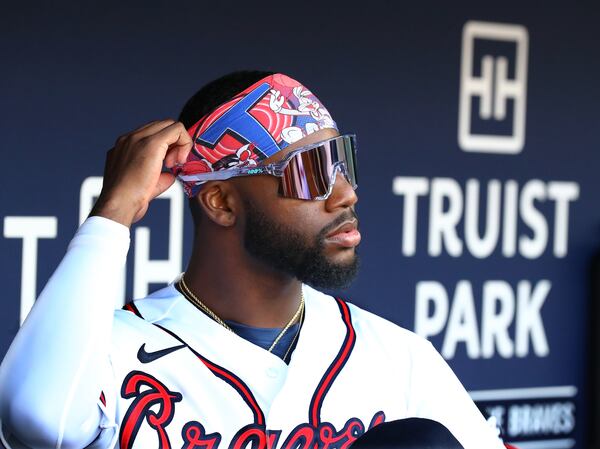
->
[235, 129, 360, 289]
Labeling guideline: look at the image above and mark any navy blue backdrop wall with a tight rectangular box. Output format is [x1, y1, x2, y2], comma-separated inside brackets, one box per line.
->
[1, 2, 599, 448]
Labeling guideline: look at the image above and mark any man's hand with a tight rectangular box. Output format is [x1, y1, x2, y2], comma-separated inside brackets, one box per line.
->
[90, 120, 193, 228]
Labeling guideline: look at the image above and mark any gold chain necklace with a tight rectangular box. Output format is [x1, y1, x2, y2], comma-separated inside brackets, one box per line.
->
[178, 274, 304, 354]
[178, 275, 233, 332]
[282, 305, 304, 361]
[267, 294, 304, 353]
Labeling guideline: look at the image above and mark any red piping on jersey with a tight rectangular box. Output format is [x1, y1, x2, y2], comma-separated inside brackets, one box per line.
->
[195, 352, 266, 427]
[154, 323, 266, 426]
[308, 298, 356, 427]
[123, 302, 143, 318]
[99, 390, 106, 407]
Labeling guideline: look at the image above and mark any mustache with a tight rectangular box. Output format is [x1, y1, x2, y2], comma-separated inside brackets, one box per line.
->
[318, 209, 359, 241]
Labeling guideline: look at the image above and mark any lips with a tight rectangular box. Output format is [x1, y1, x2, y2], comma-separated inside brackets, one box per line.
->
[324, 220, 361, 248]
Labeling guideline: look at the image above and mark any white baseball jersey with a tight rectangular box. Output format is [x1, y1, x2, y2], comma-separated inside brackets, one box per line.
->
[0, 218, 504, 449]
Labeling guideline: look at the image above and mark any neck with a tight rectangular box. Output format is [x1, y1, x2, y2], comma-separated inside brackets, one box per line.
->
[183, 231, 303, 328]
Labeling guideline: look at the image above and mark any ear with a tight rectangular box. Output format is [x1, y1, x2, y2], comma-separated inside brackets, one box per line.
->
[196, 182, 238, 227]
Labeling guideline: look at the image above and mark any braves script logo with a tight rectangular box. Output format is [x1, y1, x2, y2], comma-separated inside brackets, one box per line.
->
[120, 371, 183, 449]
[120, 373, 386, 449]
[121, 299, 369, 449]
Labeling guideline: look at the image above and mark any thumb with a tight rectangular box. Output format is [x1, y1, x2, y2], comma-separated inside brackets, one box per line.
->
[154, 172, 177, 198]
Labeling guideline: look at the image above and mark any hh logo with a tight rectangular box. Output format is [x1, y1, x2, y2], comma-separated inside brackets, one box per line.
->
[458, 21, 529, 154]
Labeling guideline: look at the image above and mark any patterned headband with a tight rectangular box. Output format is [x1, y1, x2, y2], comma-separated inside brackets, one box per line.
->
[172, 73, 338, 197]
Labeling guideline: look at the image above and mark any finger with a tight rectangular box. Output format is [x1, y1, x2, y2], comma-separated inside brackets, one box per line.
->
[114, 120, 169, 144]
[163, 145, 189, 168]
[130, 119, 177, 140]
[164, 136, 195, 168]
[163, 144, 193, 168]
[150, 121, 192, 147]
[154, 172, 177, 198]
[175, 142, 192, 164]
[150, 122, 193, 162]
[132, 120, 165, 133]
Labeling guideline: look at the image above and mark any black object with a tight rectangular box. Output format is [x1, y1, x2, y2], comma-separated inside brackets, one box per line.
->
[136, 343, 186, 363]
[589, 249, 600, 449]
[351, 418, 465, 449]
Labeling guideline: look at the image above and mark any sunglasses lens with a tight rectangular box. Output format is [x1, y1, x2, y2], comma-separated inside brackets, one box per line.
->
[280, 135, 357, 200]
[340, 135, 358, 188]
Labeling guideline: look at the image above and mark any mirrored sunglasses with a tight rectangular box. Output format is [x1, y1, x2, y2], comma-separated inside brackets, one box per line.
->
[178, 134, 358, 201]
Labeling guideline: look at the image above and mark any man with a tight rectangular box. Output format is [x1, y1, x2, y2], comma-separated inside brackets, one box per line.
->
[0, 71, 505, 449]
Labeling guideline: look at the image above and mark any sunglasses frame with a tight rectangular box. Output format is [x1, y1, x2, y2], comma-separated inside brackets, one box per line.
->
[178, 134, 358, 200]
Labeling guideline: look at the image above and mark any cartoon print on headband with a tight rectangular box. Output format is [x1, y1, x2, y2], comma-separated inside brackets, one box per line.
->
[173, 73, 338, 197]
[269, 85, 336, 144]
[180, 144, 258, 177]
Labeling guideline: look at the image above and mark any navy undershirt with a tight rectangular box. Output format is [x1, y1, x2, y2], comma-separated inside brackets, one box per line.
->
[225, 320, 302, 363]
[175, 284, 301, 362]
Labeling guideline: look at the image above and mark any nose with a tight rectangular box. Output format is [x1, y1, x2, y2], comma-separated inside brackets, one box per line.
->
[325, 170, 358, 212]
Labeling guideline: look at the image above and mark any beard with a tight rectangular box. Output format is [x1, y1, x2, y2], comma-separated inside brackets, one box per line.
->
[243, 203, 360, 290]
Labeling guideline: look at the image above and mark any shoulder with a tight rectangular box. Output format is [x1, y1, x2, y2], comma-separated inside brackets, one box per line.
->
[112, 284, 185, 344]
[348, 299, 438, 362]
[303, 285, 433, 355]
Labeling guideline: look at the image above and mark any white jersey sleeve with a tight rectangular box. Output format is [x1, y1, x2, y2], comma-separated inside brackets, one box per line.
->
[0, 217, 130, 449]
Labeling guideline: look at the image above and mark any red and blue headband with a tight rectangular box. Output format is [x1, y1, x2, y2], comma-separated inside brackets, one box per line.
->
[173, 73, 338, 197]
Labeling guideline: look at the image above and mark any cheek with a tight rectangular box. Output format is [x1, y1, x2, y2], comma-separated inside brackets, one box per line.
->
[237, 176, 280, 206]
[258, 176, 281, 199]
[274, 202, 327, 238]
[239, 176, 329, 237]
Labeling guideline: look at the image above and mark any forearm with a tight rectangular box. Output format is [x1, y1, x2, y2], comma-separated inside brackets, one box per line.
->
[0, 217, 129, 448]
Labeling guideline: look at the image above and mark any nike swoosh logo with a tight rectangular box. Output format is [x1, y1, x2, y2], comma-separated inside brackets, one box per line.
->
[137, 343, 186, 363]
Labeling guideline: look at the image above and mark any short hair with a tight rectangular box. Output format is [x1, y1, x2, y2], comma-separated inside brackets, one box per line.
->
[179, 70, 274, 226]
[179, 70, 274, 127]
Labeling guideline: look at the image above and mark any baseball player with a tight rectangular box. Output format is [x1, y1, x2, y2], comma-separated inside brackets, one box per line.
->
[0, 71, 507, 449]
